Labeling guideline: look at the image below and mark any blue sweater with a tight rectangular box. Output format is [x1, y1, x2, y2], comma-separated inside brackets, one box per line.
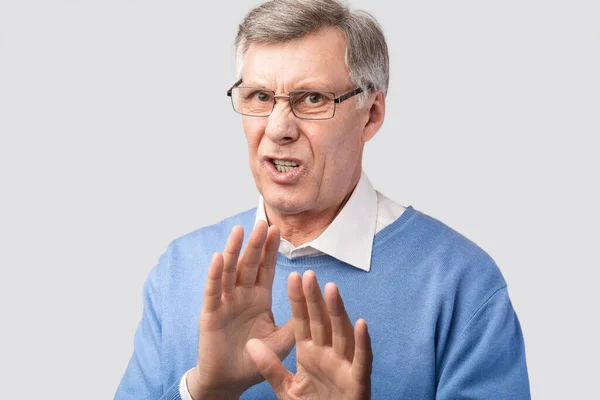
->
[115, 205, 530, 399]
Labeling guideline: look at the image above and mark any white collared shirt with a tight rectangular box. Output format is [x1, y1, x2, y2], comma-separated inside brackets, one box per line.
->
[180, 170, 406, 398]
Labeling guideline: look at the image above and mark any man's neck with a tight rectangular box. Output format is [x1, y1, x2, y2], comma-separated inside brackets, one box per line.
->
[264, 184, 357, 248]
[265, 206, 334, 247]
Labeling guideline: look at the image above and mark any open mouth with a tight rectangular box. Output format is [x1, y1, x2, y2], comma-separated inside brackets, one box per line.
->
[271, 159, 299, 173]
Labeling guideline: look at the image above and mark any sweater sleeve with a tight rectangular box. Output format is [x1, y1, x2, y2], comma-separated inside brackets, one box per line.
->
[115, 249, 183, 400]
[436, 287, 530, 399]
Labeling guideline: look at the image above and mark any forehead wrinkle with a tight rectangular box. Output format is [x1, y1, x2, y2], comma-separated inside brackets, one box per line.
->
[244, 53, 349, 91]
[243, 29, 350, 93]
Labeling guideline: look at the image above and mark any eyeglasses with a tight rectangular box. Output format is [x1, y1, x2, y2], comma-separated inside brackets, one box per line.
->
[226, 79, 370, 120]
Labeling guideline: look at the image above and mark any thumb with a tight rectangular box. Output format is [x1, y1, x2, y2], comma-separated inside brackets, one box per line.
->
[273, 318, 296, 360]
[246, 338, 291, 395]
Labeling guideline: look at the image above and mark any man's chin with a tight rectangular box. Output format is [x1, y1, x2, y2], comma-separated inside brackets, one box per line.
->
[265, 201, 304, 216]
[262, 191, 309, 216]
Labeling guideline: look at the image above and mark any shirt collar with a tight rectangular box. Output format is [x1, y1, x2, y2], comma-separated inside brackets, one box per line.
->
[254, 170, 378, 272]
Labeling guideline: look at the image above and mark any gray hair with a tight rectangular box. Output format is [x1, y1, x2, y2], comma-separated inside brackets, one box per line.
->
[234, 0, 389, 108]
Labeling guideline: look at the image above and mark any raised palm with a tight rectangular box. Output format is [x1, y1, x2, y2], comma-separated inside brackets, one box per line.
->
[189, 221, 295, 398]
[246, 271, 373, 400]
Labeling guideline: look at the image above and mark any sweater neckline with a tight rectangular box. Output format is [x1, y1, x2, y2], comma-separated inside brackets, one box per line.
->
[275, 205, 418, 270]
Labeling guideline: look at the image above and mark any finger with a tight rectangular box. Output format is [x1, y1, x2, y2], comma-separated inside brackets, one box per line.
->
[255, 225, 280, 289]
[287, 272, 311, 342]
[202, 252, 224, 313]
[246, 338, 291, 396]
[237, 220, 268, 288]
[351, 319, 373, 383]
[324, 282, 355, 360]
[303, 270, 332, 346]
[222, 225, 244, 295]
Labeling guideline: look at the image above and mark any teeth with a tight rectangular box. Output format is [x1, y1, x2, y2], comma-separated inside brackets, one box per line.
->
[273, 159, 298, 166]
[272, 159, 299, 170]
[274, 164, 296, 173]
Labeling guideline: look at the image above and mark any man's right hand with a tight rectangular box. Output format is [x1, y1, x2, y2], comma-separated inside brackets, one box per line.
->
[186, 221, 295, 400]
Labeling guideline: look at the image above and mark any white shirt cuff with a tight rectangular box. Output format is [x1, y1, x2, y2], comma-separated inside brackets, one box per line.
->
[179, 368, 195, 400]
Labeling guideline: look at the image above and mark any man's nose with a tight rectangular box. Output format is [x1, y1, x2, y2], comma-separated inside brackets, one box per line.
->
[264, 100, 300, 145]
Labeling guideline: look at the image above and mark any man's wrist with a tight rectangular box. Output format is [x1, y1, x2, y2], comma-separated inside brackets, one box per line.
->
[185, 367, 241, 400]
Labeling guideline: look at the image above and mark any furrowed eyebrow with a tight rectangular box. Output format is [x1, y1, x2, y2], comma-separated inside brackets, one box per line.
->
[241, 79, 336, 92]
[292, 87, 331, 92]
[240, 81, 271, 89]
[292, 78, 336, 91]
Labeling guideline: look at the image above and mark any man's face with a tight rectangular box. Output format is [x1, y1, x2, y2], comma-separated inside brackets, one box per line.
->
[241, 27, 375, 217]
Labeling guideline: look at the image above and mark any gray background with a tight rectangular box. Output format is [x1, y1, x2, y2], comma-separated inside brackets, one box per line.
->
[1, 0, 598, 398]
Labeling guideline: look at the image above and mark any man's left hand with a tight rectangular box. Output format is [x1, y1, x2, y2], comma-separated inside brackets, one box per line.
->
[246, 271, 372, 400]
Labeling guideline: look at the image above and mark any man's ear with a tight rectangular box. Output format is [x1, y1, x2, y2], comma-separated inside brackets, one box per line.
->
[361, 91, 386, 143]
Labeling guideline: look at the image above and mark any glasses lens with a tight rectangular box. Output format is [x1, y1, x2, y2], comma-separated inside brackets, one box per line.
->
[231, 87, 273, 116]
[290, 91, 335, 119]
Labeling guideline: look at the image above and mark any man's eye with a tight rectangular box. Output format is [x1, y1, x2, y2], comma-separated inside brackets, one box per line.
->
[306, 93, 323, 104]
[254, 92, 272, 102]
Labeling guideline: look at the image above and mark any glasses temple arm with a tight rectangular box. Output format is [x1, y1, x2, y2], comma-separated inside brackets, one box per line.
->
[226, 79, 243, 96]
[334, 85, 374, 104]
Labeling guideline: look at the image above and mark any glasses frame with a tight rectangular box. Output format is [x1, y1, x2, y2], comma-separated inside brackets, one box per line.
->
[226, 79, 371, 120]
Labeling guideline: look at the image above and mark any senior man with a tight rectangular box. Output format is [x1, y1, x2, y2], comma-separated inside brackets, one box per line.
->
[116, 0, 530, 399]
